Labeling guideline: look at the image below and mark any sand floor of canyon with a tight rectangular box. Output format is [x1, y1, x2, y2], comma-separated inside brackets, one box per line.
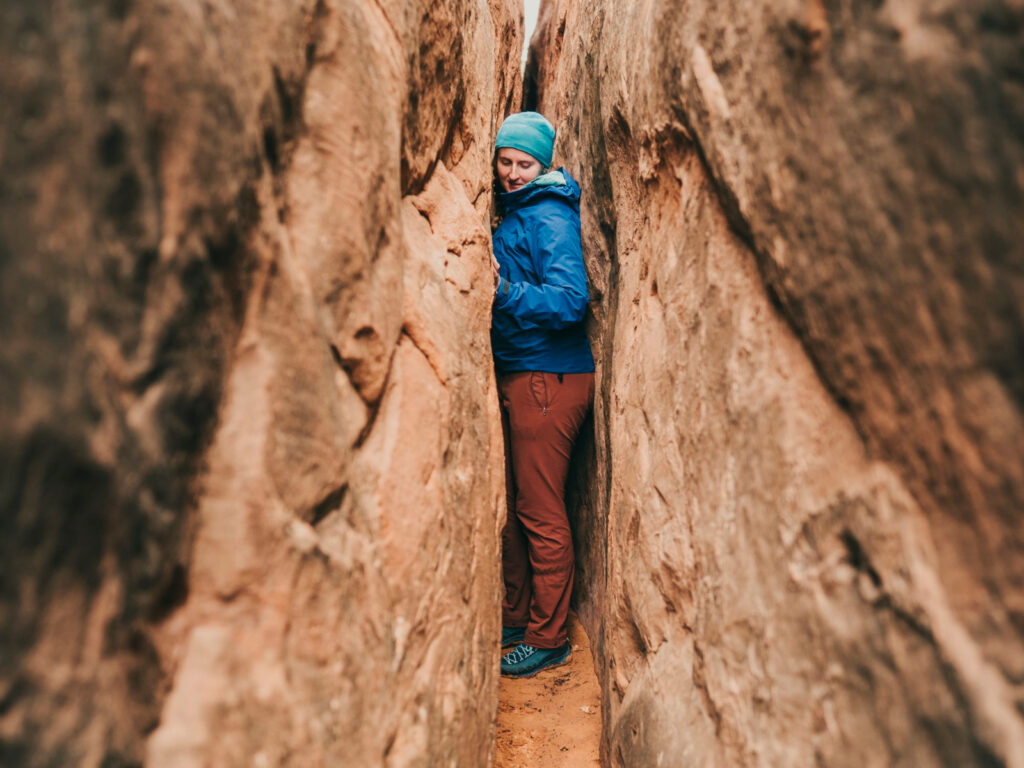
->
[495, 613, 602, 768]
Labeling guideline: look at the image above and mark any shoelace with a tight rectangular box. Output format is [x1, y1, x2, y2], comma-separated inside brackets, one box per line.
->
[503, 644, 537, 664]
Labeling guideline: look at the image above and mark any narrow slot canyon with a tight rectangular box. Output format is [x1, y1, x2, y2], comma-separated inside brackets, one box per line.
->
[2, 2, 1022, 768]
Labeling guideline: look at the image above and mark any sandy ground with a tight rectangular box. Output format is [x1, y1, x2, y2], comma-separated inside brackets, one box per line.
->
[495, 613, 602, 767]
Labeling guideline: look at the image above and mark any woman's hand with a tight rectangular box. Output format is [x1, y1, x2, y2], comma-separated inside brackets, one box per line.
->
[491, 254, 501, 295]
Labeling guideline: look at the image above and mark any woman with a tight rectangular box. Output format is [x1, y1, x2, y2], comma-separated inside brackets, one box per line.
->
[490, 111, 595, 678]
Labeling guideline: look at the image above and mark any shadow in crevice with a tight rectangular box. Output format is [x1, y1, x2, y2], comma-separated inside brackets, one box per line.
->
[566, 410, 601, 628]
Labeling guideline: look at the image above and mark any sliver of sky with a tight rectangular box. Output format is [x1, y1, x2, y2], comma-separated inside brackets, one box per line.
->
[523, 0, 541, 67]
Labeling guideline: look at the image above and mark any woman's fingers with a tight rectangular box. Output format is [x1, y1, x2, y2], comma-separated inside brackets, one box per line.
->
[491, 254, 501, 296]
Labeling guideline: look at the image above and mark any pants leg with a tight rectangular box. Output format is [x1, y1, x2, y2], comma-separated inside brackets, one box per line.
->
[501, 397, 531, 627]
[499, 371, 594, 649]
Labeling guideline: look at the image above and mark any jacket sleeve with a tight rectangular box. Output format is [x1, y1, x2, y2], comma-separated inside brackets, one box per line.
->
[493, 202, 589, 330]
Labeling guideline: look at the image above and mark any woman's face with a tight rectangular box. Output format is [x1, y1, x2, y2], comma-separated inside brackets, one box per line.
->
[496, 147, 543, 192]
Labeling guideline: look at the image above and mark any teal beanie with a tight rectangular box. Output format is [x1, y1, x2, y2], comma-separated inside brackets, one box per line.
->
[495, 111, 555, 168]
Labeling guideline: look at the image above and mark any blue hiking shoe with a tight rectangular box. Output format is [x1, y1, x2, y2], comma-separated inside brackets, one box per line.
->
[501, 642, 571, 677]
[502, 626, 526, 648]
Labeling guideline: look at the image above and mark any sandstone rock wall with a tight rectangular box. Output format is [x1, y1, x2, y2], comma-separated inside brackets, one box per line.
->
[0, 2, 520, 766]
[529, 1, 1024, 765]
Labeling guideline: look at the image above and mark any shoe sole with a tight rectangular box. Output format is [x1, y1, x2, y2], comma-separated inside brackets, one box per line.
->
[502, 649, 571, 678]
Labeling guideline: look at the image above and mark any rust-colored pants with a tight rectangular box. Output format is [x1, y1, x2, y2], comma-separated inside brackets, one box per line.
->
[499, 370, 594, 649]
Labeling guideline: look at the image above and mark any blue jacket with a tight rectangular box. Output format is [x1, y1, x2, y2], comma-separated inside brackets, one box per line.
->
[491, 168, 595, 374]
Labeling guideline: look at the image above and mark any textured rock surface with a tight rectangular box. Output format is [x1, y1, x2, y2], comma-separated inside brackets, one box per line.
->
[0, 1, 520, 766]
[529, 0, 1024, 765]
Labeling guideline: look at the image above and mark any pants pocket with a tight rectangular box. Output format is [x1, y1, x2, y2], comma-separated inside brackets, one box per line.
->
[529, 372, 550, 414]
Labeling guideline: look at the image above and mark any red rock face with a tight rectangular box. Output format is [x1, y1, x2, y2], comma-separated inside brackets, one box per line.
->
[0, 1, 520, 765]
[529, 0, 1024, 766]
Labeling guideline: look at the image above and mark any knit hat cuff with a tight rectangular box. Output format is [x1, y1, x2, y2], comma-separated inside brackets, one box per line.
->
[495, 112, 555, 167]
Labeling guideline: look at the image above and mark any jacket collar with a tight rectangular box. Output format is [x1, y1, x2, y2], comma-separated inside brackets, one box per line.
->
[498, 167, 580, 214]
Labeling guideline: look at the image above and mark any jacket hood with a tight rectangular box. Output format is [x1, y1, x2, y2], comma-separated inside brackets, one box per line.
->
[498, 167, 580, 214]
